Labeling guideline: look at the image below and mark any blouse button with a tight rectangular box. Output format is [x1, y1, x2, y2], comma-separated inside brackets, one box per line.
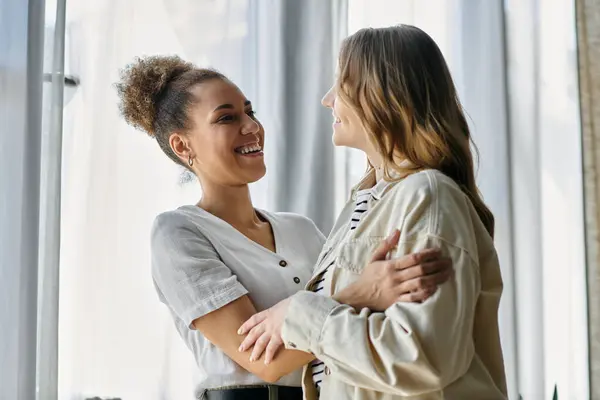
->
[293, 277, 301, 284]
[324, 366, 331, 376]
[279, 260, 288, 267]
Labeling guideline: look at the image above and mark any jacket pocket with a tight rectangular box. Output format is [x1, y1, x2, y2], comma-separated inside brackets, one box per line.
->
[336, 236, 387, 274]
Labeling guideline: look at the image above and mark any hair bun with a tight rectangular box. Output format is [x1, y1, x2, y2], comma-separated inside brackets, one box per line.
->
[116, 55, 194, 136]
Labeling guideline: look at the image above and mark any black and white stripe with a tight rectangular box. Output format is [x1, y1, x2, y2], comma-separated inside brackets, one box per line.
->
[310, 360, 326, 388]
[350, 189, 371, 230]
[311, 188, 373, 391]
[309, 261, 334, 390]
[311, 260, 334, 294]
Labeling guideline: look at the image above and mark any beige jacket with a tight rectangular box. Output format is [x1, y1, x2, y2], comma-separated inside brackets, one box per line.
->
[281, 169, 507, 400]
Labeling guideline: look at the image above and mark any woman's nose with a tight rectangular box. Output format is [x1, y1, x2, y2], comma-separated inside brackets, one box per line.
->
[241, 115, 260, 136]
[321, 86, 335, 108]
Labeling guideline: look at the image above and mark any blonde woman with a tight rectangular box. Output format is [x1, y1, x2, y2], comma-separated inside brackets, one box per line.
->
[239, 25, 508, 399]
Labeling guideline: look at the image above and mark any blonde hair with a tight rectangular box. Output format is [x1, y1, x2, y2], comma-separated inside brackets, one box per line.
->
[338, 25, 494, 237]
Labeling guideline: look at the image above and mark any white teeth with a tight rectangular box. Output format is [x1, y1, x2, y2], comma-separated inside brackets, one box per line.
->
[238, 144, 262, 154]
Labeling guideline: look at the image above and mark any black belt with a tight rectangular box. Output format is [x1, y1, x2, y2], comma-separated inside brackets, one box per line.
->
[203, 385, 303, 400]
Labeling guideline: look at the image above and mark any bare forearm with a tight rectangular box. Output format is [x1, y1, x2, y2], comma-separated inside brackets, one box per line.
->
[195, 296, 313, 383]
[250, 348, 315, 383]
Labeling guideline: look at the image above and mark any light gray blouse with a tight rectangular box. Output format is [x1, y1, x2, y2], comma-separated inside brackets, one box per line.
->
[150, 205, 325, 392]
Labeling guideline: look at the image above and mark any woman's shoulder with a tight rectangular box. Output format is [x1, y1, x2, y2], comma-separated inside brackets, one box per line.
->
[153, 206, 199, 231]
[387, 169, 467, 206]
[384, 169, 471, 228]
[151, 206, 216, 247]
[386, 169, 486, 251]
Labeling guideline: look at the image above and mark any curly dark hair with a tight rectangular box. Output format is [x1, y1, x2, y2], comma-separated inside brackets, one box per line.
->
[116, 55, 226, 167]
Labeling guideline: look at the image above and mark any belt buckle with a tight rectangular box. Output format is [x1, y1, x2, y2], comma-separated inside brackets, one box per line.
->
[268, 385, 279, 400]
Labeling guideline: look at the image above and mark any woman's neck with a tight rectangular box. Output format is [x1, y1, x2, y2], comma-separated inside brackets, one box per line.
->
[367, 156, 384, 182]
[368, 151, 411, 182]
[197, 180, 260, 229]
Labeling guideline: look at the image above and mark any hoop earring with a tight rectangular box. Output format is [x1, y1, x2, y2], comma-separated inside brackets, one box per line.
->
[188, 155, 194, 167]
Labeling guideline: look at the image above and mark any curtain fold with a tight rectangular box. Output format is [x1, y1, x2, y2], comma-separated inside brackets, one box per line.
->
[255, 0, 344, 234]
[0, 0, 46, 399]
[503, 1, 545, 398]
[505, 0, 589, 398]
[36, 0, 68, 399]
[576, 0, 600, 398]
[453, 3, 517, 398]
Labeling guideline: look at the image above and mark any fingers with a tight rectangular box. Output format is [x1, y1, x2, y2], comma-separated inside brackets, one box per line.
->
[397, 287, 436, 303]
[394, 257, 452, 281]
[396, 268, 453, 295]
[238, 312, 267, 336]
[249, 332, 271, 362]
[426, 257, 453, 274]
[370, 229, 401, 262]
[393, 248, 443, 271]
[264, 335, 284, 365]
[239, 322, 266, 353]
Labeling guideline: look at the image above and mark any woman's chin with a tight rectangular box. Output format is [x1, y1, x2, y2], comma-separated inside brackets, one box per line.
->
[332, 132, 347, 147]
[244, 165, 267, 184]
[332, 133, 362, 150]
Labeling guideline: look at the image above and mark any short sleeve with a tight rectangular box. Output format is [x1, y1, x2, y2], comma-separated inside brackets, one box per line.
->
[150, 212, 248, 329]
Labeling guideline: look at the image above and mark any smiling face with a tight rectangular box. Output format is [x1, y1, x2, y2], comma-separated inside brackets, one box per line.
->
[322, 84, 365, 149]
[170, 78, 266, 186]
[321, 84, 382, 166]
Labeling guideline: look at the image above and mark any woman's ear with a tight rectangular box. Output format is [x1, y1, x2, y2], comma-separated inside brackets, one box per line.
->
[169, 132, 193, 162]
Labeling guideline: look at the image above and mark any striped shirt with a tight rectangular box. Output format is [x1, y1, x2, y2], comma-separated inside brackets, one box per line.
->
[350, 189, 371, 230]
[310, 188, 372, 391]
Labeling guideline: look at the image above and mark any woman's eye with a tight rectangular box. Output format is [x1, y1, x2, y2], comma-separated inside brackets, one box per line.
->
[218, 115, 235, 123]
[246, 110, 257, 118]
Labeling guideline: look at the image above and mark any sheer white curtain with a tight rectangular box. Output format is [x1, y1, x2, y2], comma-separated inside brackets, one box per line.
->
[505, 1, 588, 398]
[4, 0, 586, 398]
[57, 1, 264, 398]
[55, 0, 341, 398]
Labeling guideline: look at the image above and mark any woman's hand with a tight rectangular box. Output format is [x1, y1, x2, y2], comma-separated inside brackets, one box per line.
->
[334, 230, 453, 311]
[238, 298, 291, 365]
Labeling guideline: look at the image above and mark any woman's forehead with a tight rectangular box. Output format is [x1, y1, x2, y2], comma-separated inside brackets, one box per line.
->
[189, 80, 248, 110]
